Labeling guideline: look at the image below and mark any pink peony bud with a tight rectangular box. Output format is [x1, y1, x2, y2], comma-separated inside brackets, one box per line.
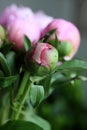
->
[35, 11, 53, 31]
[41, 19, 80, 60]
[25, 43, 58, 75]
[0, 5, 41, 50]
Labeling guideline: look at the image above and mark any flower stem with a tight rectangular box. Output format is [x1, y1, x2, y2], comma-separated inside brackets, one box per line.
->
[11, 71, 30, 120]
[14, 80, 31, 120]
[16, 71, 30, 100]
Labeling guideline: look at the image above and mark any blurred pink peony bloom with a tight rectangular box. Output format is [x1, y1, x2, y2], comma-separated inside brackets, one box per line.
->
[0, 4, 17, 27]
[35, 11, 53, 31]
[41, 19, 80, 60]
[0, 5, 41, 50]
[26, 43, 58, 75]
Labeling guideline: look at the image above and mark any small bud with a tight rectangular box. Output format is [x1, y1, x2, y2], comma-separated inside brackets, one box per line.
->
[25, 43, 58, 75]
[0, 25, 5, 47]
[58, 41, 73, 57]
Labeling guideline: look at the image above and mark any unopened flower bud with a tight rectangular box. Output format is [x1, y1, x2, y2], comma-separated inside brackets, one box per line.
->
[58, 41, 73, 57]
[42, 19, 80, 59]
[0, 25, 5, 47]
[25, 43, 58, 75]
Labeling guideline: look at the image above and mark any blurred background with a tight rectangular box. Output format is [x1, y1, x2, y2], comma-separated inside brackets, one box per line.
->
[0, 0, 87, 130]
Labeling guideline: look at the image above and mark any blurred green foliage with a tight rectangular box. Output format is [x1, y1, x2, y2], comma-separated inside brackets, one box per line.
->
[38, 79, 87, 130]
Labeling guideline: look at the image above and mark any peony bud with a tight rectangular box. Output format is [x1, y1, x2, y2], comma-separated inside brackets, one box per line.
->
[58, 41, 73, 57]
[0, 25, 5, 47]
[0, 5, 41, 50]
[25, 43, 58, 75]
[41, 19, 80, 59]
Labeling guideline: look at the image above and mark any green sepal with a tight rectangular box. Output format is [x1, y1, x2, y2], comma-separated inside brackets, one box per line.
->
[24, 35, 32, 51]
[41, 29, 56, 43]
[0, 52, 11, 76]
[29, 83, 44, 107]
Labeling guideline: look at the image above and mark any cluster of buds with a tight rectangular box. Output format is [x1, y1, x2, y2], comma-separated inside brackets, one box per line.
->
[0, 5, 80, 75]
[41, 19, 80, 60]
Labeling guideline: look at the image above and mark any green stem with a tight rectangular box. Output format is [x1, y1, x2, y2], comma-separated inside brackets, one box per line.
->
[11, 71, 30, 120]
[1, 105, 9, 125]
[14, 80, 31, 120]
[16, 71, 30, 100]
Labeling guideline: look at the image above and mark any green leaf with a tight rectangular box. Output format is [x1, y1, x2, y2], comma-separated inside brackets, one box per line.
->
[42, 29, 56, 42]
[39, 74, 52, 96]
[29, 84, 44, 107]
[6, 51, 16, 74]
[51, 74, 76, 87]
[49, 34, 59, 49]
[54, 34, 59, 48]
[24, 35, 32, 51]
[0, 75, 19, 89]
[24, 112, 51, 130]
[0, 120, 43, 130]
[55, 59, 87, 72]
[0, 52, 11, 76]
